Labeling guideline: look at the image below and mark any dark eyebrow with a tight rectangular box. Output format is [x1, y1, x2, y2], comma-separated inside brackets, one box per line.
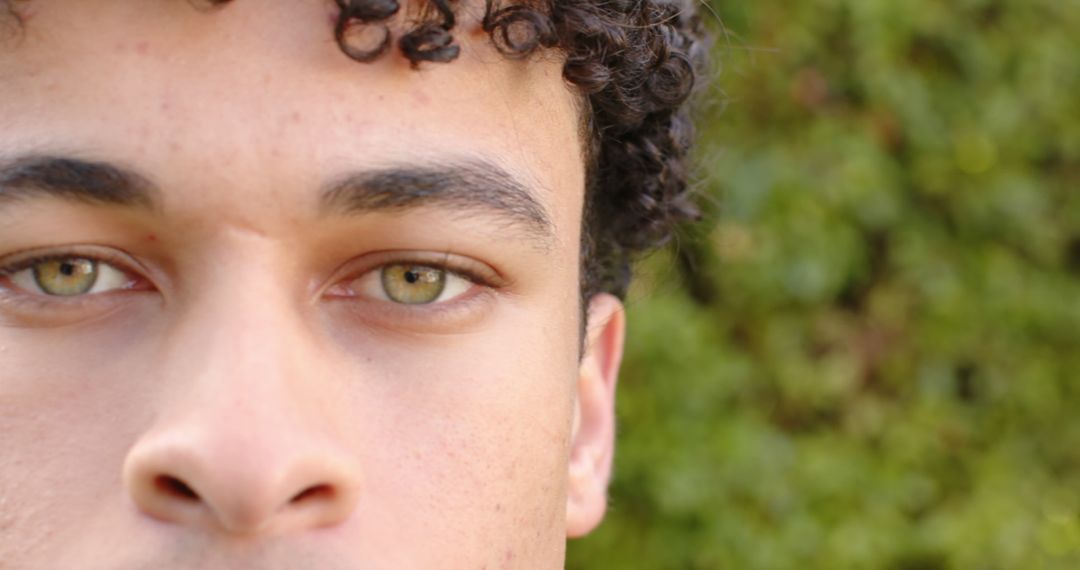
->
[0, 155, 157, 209]
[320, 160, 555, 249]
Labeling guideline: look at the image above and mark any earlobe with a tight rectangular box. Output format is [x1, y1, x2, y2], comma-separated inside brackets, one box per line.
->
[566, 293, 625, 538]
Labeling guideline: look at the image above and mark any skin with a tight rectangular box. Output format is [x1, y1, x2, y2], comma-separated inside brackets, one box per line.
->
[0, 1, 624, 568]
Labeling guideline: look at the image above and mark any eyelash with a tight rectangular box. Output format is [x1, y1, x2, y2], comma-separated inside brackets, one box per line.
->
[0, 249, 146, 289]
[0, 249, 502, 307]
[0, 248, 148, 318]
[319, 258, 501, 332]
[0, 251, 127, 276]
[325, 254, 503, 302]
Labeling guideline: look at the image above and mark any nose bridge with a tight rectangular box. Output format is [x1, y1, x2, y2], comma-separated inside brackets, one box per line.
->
[177, 232, 332, 401]
[193, 240, 307, 371]
[197, 279, 301, 391]
[123, 248, 362, 535]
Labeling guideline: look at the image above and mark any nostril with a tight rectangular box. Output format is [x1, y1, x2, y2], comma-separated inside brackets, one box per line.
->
[290, 483, 334, 504]
[155, 475, 200, 501]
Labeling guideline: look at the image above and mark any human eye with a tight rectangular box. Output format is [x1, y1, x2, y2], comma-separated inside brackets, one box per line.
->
[6, 256, 128, 297]
[0, 247, 150, 304]
[348, 263, 474, 305]
[323, 252, 505, 331]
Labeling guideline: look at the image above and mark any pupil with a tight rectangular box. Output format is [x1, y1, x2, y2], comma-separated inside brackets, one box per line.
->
[405, 270, 419, 284]
[60, 262, 76, 276]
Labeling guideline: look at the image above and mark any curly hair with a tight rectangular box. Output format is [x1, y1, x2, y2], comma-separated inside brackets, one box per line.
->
[3, 0, 708, 301]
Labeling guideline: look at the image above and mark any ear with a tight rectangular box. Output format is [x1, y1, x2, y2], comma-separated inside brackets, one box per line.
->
[566, 293, 625, 538]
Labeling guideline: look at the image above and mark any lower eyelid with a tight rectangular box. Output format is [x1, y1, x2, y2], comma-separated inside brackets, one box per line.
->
[330, 285, 497, 334]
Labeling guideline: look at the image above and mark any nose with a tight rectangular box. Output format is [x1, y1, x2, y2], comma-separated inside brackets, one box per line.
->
[122, 283, 362, 535]
[123, 416, 362, 535]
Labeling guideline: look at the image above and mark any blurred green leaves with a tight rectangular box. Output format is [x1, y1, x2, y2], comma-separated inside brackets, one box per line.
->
[567, 0, 1080, 567]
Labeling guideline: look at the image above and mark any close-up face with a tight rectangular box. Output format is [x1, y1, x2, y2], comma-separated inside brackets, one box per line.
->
[0, 1, 626, 568]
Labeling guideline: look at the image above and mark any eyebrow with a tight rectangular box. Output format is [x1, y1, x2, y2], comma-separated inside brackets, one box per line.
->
[320, 160, 555, 249]
[0, 155, 557, 248]
[0, 155, 158, 209]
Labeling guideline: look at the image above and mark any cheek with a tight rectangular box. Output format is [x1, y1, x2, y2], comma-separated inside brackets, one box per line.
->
[334, 312, 579, 558]
[0, 288, 583, 563]
[0, 317, 158, 560]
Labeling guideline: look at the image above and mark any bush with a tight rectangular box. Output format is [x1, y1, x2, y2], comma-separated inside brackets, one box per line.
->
[567, 0, 1080, 567]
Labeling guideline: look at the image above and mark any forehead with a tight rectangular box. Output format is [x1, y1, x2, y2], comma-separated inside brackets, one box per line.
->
[0, 1, 584, 231]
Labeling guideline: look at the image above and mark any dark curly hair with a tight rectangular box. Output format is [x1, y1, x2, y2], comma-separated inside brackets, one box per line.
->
[3, 0, 708, 301]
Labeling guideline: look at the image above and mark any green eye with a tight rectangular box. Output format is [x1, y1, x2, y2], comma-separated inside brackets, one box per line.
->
[32, 258, 99, 296]
[336, 258, 477, 306]
[381, 264, 447, 304]
[6, 255, 133, 297]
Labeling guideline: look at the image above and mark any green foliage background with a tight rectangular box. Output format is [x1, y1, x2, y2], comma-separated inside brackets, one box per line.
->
[567, 0, 1080, 568]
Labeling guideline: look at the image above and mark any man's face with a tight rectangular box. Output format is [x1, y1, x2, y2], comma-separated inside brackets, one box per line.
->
[0, 2, 624, 567]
